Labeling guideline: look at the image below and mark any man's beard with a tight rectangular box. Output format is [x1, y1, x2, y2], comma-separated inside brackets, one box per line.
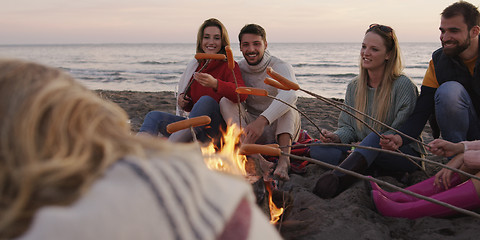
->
[442, 33, 471, 57]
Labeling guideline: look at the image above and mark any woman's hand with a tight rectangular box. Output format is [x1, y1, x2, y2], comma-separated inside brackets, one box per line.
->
[434, 153, 464, 190]
[319, 129, 340, 143]
[177, 93, 192, 110]
[428, 139, 464, 157]
[194, 72, 218, 90]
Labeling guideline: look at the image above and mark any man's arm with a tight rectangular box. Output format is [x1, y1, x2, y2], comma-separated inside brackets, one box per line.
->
[381, 85, 436, 150]
[399, 85, 436, 143]
[261, 63, 298, 124]
[381, 59, 438, 150]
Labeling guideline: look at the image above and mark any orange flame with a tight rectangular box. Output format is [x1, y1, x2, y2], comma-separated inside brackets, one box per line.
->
[201, 123, 246, 176]
[265, 182, 284, 224]
[201, 123, 284, 224]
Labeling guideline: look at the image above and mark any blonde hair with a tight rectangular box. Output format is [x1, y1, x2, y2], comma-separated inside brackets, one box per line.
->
[355, 25, 403, 131]
[196, 18, 230, 55]
[0, 59, 166, 238]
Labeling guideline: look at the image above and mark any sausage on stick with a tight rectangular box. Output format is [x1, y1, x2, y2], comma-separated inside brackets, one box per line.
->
[166, 116, 212, 134]
[239, 144, 281, 156]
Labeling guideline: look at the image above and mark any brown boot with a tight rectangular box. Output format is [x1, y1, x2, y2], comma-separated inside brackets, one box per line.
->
[313, 152, 367, 198]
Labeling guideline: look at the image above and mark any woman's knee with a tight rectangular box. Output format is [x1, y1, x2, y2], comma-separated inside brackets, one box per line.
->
[144, 111, 163, 122]
[309, 144, 345, 165]
[191, 96, 220, 117]
[197, 95, 217, 105]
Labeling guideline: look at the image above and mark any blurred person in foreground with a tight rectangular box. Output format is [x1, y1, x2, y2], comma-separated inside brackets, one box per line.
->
[0, 59, 280, 239]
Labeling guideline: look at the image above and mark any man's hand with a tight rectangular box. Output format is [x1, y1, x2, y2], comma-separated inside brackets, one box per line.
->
[380, 134, 402, 151]
[242, 116, 269, 144]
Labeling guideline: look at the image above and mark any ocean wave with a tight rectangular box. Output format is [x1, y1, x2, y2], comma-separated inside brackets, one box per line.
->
[293, 63, 357, 68]
[130, 69, 184, 75]
[327, 73, 357, 78]
[138, 61, 178, 65]
[296, 73, 357, 78]
[154, 75, 178, 80]
[405, 65, 428, 69]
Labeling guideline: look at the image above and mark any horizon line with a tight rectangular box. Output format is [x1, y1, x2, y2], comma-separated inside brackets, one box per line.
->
[0, 41, 440, 46]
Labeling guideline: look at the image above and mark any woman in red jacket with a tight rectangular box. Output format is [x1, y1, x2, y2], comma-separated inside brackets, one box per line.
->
[139, 18, 246, 142]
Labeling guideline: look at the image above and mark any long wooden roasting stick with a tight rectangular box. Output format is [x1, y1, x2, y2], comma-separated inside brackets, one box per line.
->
[235, 87, 326, 138]
[241, 144, 480, 219]
[265, 67, 425, 173]
[235, 86, 424, 175]
[265, 67, 429, 148]
[235, 85, 427, 176]
[290, 142, 480, 182]
[166, 115, 212, 142]
[182, 53, 226, 100]
[241, 84, 424, 173]
[225, 46, 245, 129]
[265, 76, 381, 138]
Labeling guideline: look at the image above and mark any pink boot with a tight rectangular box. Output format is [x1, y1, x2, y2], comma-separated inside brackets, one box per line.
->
[369, 173, 462, 202]
[372, 180, 480, 219]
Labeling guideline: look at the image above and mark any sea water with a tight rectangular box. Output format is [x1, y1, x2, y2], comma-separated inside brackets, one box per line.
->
[0, 42, 440, 99]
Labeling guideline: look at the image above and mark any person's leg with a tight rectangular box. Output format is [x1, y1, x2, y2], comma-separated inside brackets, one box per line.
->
[313, 151, 368, 198]
[170, 96, 225, 143]
[435, 81, 480, 142]
[355, 132, 421, 173]
[369, 144, 420, 173]
[312, 133, 383, 199]
[219, 97, 247, 127]
[189, 96, 226, 142]
[309, 144, 350, 166]
[138, 111, 184, 136]
[275, 133, 292, 181]
[372, 179, 480, 219]
[369, 173, 463, 203]
[272, 109, 301, 181]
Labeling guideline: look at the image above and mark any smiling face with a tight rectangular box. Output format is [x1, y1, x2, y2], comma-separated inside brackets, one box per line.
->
[360, 32, 390, 72]
[239, 33, 267, 65]
[440, 15, 472, 57]
[201, 26, 222, 54]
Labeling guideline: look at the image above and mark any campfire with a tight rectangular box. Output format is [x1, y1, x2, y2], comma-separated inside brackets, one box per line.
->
[201, 124, 246, 176]
[200, 124, 286, 225]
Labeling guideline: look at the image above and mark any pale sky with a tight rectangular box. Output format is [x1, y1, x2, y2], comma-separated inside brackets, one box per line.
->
[0, 0, 470, 44]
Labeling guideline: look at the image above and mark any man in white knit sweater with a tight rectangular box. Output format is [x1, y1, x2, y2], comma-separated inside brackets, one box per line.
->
[220, 24, 300, 181]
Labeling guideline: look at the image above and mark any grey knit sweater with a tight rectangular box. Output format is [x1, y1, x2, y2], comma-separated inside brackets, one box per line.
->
[335, 74, 419, 143]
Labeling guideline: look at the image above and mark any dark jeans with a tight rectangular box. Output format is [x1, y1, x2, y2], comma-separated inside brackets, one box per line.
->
[435, 81, 480, 142]
[310, 132, 420, 173]
[139, 96, 225, 142]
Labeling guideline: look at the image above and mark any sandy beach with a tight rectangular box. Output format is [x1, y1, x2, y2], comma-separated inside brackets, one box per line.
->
[98, 90, 480, 240]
